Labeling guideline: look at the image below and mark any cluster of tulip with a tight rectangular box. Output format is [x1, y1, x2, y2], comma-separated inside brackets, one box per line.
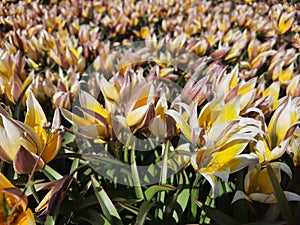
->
[0, 0, 300, 224]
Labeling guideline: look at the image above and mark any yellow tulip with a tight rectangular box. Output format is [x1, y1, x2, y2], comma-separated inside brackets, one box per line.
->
[267, 97, 299, 149]
[277, 11, 295, 35]
[167, 94, 262, 197]
[0, 172, 36, 225]
[0, 91, 62, 174]
[24, 91, 62, 164]
[262, 81, 280, 110]
[232, 164, 300, 204]
[252, 97, 299, 166]
[61, 90, 110, 141]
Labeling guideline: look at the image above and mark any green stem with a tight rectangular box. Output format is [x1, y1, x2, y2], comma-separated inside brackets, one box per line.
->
[156, 140, 170, 220]
[131, 142, 144, 199]
[191, 173, 202, 221]
[124, 133, 133, 164]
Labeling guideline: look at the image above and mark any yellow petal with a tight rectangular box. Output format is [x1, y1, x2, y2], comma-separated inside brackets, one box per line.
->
[278, 12, 294, 35]
[24, 91, 47, 144]
[79, 91, 109, 120]
[213, 96, 240, 126]
[0, 172, 14, 188]
[60, 108, 92, 127]
[267, 98, 298, 147]
[100, 76, 119, 103]
[126, 103, 150, 127]
[279, 63, 293, 84]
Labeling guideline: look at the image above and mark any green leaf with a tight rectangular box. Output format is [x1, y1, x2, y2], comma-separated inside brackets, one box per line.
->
[195, 199, 240, 225]
[91, 175, 123, 225]
[131, 143, 144, 199]
[266, 163, 293, 221]
[170, 188, 190, 223]
[42, 165, 63, 181]
[135, 201, 156, 225]
[62, 131, 76, 147]
[145, 185, 176, 201]
[118, 202, 140, 215]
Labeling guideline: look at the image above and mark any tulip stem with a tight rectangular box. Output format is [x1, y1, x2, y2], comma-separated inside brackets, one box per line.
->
[155, 140, 170, 220]
[124, 133, 133, 164]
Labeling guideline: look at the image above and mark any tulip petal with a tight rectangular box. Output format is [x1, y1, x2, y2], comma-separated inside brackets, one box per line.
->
[25, 91, 47, 144]
[231, 190, 251, 203]
[60, 108, 92, 126]
[228, 153, 259, 174]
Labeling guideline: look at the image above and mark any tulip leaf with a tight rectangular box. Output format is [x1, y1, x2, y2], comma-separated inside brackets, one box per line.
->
[266, 163, 293, 221]
[135, 201, 156, 225]
[91, 175, 123, 225]
[42, 165, 63, 181]
[118, 202, 140, 215]
[195, 199, 240, 225]
[144, 184, 176, 201]
[131, 144, 144, 199]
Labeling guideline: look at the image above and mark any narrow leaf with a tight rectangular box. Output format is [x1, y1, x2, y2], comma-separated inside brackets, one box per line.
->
[91, 176, 123, 225]
[145, 185, 176, 201]
[135, 201, 156, 225]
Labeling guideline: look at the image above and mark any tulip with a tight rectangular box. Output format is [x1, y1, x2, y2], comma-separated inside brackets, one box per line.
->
[252, 97, 299, 175]
[0, 172, 36, 224]
[277, 11, 295, 35]
[61, 90, 111, 141]
[232, 164, 300, 204]
[167, 94, 262, 197]
[0, 91, 62, 174]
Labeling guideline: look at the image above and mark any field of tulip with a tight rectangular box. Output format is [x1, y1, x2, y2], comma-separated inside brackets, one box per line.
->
[0, 0, 300, 224]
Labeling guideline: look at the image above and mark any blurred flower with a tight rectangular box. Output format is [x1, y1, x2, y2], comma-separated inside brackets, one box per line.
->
[0, 172, 36, 224]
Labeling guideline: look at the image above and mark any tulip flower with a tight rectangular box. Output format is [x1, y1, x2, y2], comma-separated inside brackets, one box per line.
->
[61, 90, 111, 142]
[0, 172, 36, 224]
[232, 164, 300, 204]
[167, 94, 262, 197]
[253, 97, 299, 167]
[276, 11, 295, 35]
[0, 91, 62, 174]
